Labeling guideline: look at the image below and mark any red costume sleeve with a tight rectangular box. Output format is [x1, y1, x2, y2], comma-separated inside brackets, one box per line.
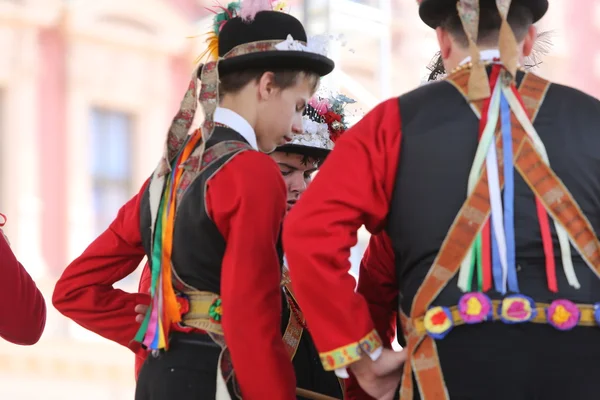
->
[283, 98, 401, 371]
[0, 232, 46, 345]
[345, 232, 398, 400]
[52, 181, 151, 355]
[207, 150, 295, 399]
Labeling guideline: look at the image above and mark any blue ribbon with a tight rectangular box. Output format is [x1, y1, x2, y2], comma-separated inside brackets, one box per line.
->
[491, 219, 504, 294]
[500, 93, 518, 293]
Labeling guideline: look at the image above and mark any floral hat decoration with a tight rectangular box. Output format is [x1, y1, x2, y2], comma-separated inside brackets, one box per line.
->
[277, 90, 356, 160]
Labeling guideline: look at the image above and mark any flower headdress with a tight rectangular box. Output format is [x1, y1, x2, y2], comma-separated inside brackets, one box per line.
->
[286, 92, 355, 153]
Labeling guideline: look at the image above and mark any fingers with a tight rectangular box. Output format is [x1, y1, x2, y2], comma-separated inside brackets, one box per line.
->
[134, 304, 149, 323]
[373, 349, 407, 377]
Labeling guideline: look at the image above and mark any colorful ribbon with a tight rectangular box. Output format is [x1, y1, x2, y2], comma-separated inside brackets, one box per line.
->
[134, 131, 204, 350]
[502, 86, 580, 290]
[500, 93, 518, 293]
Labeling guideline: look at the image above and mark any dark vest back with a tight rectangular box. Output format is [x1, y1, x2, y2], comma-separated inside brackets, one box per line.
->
[387, 73, 600, 314]
[140, 127, 251, 294]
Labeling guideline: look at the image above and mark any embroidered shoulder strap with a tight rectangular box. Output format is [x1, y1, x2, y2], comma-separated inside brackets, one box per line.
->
[281, 269, 305, 360]
[170, 139, 253, 293]
[400, 69, 600, 400]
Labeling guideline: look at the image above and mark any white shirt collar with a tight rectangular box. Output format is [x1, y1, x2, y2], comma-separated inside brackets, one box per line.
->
[213, 107, 258, 151]
[459, 49, 501, 66]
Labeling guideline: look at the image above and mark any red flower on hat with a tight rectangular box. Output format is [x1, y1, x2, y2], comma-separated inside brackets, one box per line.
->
[323, 111, 341, 125]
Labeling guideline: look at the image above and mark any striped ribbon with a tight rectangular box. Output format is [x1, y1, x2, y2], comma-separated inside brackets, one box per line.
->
[457, 69, 580, 294]
[502, 86, 580, 290]
[134, 130, 204, 350]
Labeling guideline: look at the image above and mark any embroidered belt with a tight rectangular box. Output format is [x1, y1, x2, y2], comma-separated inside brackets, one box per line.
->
[411, 294, 600, 339]
[178, 290, 223, 335]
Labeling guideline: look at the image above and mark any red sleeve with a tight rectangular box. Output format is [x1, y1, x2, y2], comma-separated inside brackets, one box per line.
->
[358, 232, 398, 345]
[207, 150, 295, 399]
[52, 181, 151, 354]
[0, 232, 46, 345]
[345, 232, 398, 400]
[283, 98, 401, 371]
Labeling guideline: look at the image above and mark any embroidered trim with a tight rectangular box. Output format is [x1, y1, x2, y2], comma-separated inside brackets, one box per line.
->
[319, 329, 382, 371]
[281, 269, 304, 360]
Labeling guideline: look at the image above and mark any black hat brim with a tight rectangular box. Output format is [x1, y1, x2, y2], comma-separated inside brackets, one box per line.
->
[219, 50, 334, 77]
[419, 0, 548, 29]
[274, 144, 331, 162]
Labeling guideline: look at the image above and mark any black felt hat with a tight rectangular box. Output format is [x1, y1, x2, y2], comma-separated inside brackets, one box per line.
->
[217, 11, 334, 77]
[418, 0, 548, 29]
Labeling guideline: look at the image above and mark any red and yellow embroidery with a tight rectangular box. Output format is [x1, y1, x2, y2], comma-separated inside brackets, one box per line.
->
[319, 329, 383, 371]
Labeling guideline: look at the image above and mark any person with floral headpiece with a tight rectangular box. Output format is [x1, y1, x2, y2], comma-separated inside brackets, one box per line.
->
[54, 0, 334, 398]
[0, 214, 46, 345]
[283, 0, 600, 399]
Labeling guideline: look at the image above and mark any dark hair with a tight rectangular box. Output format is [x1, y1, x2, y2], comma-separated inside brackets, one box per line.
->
[219, 69, 320, 97]
[440, 3, 533, 48]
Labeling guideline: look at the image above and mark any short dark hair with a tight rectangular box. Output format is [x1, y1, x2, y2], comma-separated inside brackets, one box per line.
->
[440, 3, 533, 48]
[219, 69, 320, 97]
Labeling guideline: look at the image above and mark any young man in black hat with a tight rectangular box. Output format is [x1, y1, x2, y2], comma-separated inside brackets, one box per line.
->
[131, 8, 334, 399]
[284, 1, 600, 399]
[54, 6, 333, 400]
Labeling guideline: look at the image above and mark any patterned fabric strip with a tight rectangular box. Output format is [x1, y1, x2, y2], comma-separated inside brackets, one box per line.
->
[496, 0, 518, 78]
[398, 71, 550, 400]
[318, 329, 383, 371]
[457, 0, 490, 100]
[281, 269, 304, 360]
[502, 86, 580, 290]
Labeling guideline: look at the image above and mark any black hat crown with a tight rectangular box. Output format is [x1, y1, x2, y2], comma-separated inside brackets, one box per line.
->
[418, 0, 548, 28]
[217, 11, 334, 76]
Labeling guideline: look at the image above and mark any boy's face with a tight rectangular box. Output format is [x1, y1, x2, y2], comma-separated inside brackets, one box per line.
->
[270, 151, 319, 213]
[255, 73, 315, 153]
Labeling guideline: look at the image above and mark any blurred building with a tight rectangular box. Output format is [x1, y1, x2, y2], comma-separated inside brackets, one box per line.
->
[0, 0, 599, 398]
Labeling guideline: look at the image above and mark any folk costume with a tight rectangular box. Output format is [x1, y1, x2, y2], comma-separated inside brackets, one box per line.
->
[131, 4, 334, 400]
[0, 214, 46, 345]
[277, 91, 357, 400]
[52, 183, 152, 378]
[283, 0, 600, 399]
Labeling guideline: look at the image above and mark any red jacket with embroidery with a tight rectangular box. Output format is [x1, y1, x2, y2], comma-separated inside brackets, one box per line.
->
[0, 231, 47, 345]
[53, 150, 296, 399]
[345, 232, 398, 400]
[283, 98, 401, 372]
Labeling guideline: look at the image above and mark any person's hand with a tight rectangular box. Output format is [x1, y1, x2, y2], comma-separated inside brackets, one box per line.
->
[350, 348, 406, 400]
[135, 304, 149, 323]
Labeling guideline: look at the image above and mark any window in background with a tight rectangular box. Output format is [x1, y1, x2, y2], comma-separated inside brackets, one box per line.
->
[89, 108, 133, 237]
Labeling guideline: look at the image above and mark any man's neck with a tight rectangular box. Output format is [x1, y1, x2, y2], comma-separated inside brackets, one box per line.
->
[219, 94, 258, 130]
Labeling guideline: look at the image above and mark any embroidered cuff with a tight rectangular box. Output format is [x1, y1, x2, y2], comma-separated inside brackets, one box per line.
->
[319, 329, 383, 371]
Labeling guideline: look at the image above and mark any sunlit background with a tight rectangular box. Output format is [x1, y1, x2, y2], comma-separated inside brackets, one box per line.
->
[0, 0, 598, 398]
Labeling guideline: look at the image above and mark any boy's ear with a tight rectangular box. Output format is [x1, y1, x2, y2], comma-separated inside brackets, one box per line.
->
[257, 71, 277, 100]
